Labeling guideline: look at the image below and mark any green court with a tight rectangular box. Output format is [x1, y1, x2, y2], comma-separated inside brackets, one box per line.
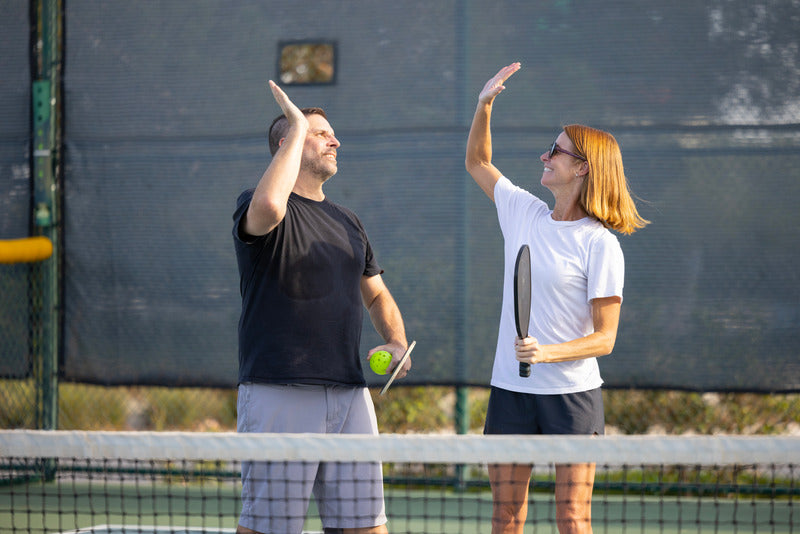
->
[1, 482, 794, 533]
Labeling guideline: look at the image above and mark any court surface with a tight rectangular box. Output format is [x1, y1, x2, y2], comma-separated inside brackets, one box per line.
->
[4, 487, 793, 533]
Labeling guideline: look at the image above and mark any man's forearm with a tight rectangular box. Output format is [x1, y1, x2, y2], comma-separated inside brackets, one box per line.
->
[368, 291, 407, 348]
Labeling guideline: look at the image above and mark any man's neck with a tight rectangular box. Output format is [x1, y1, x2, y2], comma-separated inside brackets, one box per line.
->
[292, 175, 326, 201]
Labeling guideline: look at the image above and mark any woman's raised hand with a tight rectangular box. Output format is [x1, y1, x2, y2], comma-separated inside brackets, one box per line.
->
[478, 62, 521, 104]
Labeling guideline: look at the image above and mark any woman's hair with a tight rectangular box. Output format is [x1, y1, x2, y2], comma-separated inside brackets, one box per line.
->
[564, 124, 649, 235]
[268, 107, 327, 156]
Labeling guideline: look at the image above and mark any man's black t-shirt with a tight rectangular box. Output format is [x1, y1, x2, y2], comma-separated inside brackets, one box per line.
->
[233, 189, 382, 386]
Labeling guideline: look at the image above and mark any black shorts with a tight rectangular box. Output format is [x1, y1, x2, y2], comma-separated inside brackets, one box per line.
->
[483, 386, 605, 435]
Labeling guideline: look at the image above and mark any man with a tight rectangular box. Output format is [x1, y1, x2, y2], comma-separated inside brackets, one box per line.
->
[232, 81, 410, 534]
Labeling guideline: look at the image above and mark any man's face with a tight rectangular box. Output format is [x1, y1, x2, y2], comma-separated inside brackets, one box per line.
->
[301, 114, 340, 180]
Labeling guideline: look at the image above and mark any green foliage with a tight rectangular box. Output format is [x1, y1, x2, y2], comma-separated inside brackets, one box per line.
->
[603, 390, 800, 435]
[0, 379, 35, 428]
[2, 380, 799, 435]
[58, 384, 129, 429]
[55, 384, 237, 431]
[371, 386, 451, 433]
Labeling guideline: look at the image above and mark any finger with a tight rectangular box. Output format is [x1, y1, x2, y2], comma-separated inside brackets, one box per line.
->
[268, 80, 297, 112]
[268, 79, 283, 97]
[368, 346, 394, 357]
[499, 62, 521, 79]
[270, 87, 290, 109]
[390, 353, 412, 377]
[387, 361, 405, 377]
[493, 63, 521, 87]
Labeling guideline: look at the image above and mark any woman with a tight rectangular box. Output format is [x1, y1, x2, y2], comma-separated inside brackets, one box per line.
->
[465, 63, 648, 534]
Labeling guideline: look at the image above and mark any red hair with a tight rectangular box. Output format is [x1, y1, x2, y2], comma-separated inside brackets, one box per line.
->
[565, 124, 649, 235]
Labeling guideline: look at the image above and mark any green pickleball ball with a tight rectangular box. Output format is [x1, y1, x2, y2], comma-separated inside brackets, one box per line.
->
[369, 351, 393, 375]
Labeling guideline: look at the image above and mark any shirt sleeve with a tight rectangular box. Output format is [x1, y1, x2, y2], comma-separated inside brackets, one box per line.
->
[351, 213, 382, 277]
[232, 188, 256, 244]
[363, 236, 382, 277]
[587, 232, 625, 302]
[494, 176, 548, 241]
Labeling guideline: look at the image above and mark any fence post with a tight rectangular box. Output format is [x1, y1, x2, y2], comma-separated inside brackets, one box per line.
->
[454, 1, 472, 490]
[32, 0, 63, 432]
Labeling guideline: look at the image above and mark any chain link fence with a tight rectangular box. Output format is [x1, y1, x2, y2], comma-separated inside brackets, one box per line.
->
[1, 262, 42, 429]
[2, 249, 799, 434]
[2, 0, 799, 434]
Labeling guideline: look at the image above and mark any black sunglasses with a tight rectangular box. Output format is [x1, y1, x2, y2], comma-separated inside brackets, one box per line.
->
[548, 140, 586, 161]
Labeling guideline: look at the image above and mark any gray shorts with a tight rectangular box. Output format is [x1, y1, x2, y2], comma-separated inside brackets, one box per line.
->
[237, 383, 386, 533]
[483, 386, 605, 435]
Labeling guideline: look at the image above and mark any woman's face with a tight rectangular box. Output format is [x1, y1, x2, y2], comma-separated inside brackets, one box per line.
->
[539, 132, 585, 190]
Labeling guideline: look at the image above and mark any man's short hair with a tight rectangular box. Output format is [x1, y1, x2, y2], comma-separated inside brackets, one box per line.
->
[268, 107, 328, 156]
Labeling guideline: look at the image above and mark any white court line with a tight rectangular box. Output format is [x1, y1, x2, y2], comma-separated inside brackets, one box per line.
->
[54, 526, 322, 534]
[54, 526, 237, 534]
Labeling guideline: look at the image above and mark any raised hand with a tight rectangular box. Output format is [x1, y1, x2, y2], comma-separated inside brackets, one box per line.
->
[268, 80, 308, 129]
[478, 62, 521, 104]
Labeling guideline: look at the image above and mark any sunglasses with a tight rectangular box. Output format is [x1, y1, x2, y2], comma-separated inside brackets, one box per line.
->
[548, 140, 586, 161]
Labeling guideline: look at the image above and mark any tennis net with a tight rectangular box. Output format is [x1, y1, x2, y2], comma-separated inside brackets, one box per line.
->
[1, 430, 797, 533]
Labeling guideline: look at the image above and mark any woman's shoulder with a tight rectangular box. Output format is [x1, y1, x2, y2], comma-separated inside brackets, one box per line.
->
[578, 218, 622, 249]
[496, 176, 549, 213]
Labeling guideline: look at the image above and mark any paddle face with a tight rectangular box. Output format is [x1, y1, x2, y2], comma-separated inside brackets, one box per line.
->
[513, 245, 532, 378]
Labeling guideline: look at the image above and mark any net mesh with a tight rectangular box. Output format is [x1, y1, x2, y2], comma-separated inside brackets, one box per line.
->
[1, 431, 797, 533]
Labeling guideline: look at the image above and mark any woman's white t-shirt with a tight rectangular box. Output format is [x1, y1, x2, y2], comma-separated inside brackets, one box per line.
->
[492, 176, 625, 394]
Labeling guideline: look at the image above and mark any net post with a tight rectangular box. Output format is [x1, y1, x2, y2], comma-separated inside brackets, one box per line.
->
[31, 0, 63, 443]
[454, 386, 470, 490]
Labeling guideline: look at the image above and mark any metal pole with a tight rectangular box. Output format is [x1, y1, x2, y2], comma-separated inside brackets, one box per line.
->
[453, 0, 472, 490]
[454, 0, 471, 439]
[32, 0, 62, 432]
